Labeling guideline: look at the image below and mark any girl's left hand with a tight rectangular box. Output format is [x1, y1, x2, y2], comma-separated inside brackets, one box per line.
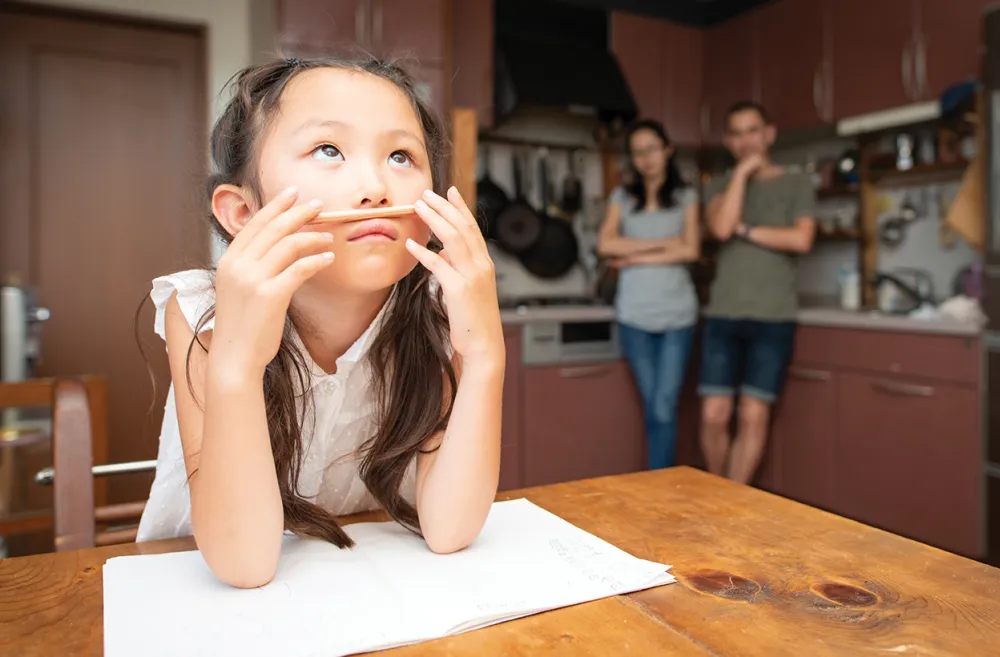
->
[406, 187, 504, 369]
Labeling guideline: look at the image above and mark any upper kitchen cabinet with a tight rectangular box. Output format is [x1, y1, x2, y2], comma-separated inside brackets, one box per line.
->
[610, 12, 664, 125]
[277, 0, 366, 54]
[829, 0, 918, 118]
[756, 0, 831, 131]
[610, 12, 704, 146]
[451, 0, 494, 129]
[918, 0, 992, 99]
[703, 11, 758, 144]
[660, 21, 704, 146]
[373, 0, 447, 64]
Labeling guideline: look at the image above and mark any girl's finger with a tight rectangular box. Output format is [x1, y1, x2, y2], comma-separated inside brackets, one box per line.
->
[405, 238, 461, 288]
[245, 199, 324, 260]
[271, 251, 336, 297]
[414, 199, 472, 267]
[229, 186, 299, 253]
[260, 231, 335, 276]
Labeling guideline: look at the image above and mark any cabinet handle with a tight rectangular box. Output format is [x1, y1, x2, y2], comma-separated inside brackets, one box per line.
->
[914, 35, 927, 99]
[901, 40, 915, 101]
[355, 1, 368, 46]
[813, 64, 823, 119]
[872, 380, 934, 397]
[559, 365, 612, 379]
[789, 367, 831, 382]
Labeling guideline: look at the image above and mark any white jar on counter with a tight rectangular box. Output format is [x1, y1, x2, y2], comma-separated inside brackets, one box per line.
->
[837, 266, 861, 310]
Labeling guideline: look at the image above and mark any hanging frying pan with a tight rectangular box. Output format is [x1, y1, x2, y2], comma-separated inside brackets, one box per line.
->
[518, 151, 579, 279]
[493, 151, 543, 254]
[474, 145, 508, 238]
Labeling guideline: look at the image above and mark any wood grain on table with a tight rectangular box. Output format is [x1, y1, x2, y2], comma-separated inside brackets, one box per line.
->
[2, 467, 999, 656]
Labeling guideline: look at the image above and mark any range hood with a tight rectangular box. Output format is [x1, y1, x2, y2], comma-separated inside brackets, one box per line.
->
[492, 0, 639, 128]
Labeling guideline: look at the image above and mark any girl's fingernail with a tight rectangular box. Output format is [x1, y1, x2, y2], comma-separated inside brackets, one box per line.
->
[284, 186, 298, 197]
[422, 189, 435, 199]
[322, 232, 333, 240]
[323, 252, 335, 261]
[308, 199, 323, 208]
[415, 199, 428, 210]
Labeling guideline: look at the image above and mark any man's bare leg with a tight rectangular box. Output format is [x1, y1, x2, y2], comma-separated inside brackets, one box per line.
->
[727, 396, 771, 484]
[700, 395, 733, 476]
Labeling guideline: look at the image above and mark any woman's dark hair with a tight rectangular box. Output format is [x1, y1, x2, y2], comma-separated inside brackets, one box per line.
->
[623, 118, 685, 210]
[137, 54, 456, 549]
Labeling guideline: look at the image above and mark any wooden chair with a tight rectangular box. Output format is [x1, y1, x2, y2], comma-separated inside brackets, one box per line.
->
[0, 377, 153, 552]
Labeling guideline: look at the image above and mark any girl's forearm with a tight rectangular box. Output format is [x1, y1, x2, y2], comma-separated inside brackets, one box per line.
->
[417, 358, 504, 553]
[598, 235, 678, 257]
[194, 358, 284, 588]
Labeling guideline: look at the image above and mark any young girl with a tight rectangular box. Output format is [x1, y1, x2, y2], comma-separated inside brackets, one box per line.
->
[135, 56, 505, 589]
[598, 119, 699, 471]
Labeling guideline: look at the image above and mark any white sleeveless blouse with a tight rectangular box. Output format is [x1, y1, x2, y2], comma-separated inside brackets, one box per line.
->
[135, 269, 418, 542]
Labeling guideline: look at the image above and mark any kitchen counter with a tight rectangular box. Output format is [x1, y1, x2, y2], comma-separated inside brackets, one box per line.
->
[500, 304, 617, 325]
[796, 307, 983, 336]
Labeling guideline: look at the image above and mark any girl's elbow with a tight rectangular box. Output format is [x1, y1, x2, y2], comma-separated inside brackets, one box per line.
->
[205, 550, 279, 589]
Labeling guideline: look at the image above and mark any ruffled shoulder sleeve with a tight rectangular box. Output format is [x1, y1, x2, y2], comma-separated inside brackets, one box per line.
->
[150, 269, 217, 341]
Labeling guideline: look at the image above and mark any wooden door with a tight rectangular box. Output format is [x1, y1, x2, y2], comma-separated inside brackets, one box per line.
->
[836, 372, 980, 558]
[451, 0, 494, 129]
[522, 361, 645, 487]
[918, 0, 992, 100]
[829, 0, 918, 118]
[702, 11, 758, 143]
[757, 0, 831, 131]
[766, 366, 838, 510]
[661, 21, 704, 146]
[0, 8, 207, 504]
[610, 12, 664, 124]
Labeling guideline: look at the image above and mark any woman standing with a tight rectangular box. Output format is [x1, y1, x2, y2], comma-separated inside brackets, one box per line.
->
[598, 119, 700, 470]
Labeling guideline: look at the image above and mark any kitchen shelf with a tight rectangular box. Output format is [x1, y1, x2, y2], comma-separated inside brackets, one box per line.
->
[868, 160, 969, 186]
[816, 228, 860, 242]
[817, 184, 859, 199]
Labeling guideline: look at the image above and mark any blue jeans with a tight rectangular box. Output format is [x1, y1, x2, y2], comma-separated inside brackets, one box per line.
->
[697, 317, 796, 403]
[618, 323, 695, 470]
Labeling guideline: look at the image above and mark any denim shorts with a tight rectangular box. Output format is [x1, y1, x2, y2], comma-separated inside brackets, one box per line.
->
[697, 317, 796, 403]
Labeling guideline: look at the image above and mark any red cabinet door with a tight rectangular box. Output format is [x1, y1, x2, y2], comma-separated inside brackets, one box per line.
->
[829, 0, 919, 118]
[765, 365, 838, 509]
[277, 0, 365, 51]
[610, 12, 663, 124]
[499, 326, 523, 492]
[703, 11, 758, 143]
[756, 0, 831, 131]
[661, 21, 704, 146]
[522, 361, 645, 487]
[918, 0, 992, 100]
[836, 372, 980, 557]
[375, 0, 447, 63]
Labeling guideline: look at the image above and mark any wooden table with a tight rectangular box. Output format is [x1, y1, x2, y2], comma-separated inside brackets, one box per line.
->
[2, 466, 999, 656]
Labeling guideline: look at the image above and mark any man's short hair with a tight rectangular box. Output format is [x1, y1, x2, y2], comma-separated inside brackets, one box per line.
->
[724, 101, 771, 130]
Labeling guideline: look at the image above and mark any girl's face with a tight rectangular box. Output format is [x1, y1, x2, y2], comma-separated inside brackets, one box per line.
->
[628, 128, 672, 180]
[255, 67, 434, 293]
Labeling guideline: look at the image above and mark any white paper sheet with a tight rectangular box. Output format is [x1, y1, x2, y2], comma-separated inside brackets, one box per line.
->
[103, 498, 674, 657]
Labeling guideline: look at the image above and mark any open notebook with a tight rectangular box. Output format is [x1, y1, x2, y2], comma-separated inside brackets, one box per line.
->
[103, 498, 674, 657]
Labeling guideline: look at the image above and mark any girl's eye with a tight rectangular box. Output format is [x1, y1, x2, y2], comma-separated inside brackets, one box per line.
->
[389, 151, 412, 167]
[312, 144, 343, 161]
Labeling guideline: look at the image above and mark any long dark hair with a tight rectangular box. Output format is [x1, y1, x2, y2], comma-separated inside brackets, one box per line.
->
[623, 118, 685, 209]
[138, 55, 456, 549]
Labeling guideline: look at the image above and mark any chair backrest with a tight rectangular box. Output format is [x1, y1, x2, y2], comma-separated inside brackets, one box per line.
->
[0, 376, 147, 552]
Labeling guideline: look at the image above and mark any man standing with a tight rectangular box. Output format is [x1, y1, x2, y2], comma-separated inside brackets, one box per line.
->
[699, 101, 817, 484]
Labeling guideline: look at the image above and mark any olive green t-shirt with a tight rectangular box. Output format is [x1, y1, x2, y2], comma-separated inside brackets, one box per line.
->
[702, 171, 816, 322]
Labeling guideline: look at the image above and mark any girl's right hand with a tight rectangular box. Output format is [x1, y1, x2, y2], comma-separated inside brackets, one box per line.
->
[211, 187, 335, 377]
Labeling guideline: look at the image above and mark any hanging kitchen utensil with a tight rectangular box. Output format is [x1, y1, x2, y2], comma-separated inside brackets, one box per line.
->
[518, 151, 579, 279]
[474, 145, 508, 238]
[561, 149, 583, 215]
[493, 151, 543, 254]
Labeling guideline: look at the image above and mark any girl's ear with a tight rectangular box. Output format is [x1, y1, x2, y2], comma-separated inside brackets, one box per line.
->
[212, 184, 254, 238]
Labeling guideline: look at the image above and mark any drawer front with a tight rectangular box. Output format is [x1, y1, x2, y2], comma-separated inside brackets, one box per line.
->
[792, 326, 979, 385]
